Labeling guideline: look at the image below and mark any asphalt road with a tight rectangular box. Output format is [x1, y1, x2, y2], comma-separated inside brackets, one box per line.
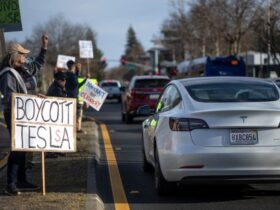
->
[86, 99, 280, 210]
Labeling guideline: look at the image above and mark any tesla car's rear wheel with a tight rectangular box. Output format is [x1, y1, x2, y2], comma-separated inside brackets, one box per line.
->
[154, 148, 174, 195]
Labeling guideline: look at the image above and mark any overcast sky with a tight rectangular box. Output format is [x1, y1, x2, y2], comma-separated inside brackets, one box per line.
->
[5, 0, 172, 68]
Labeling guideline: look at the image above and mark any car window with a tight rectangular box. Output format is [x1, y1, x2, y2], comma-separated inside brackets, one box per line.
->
[156, 85, 180, 112]
[134, 79, 170, 88]
[185, 82, 279, 102]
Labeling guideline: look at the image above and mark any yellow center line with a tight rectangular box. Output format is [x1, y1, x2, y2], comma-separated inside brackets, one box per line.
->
[100, 124, 130, 210]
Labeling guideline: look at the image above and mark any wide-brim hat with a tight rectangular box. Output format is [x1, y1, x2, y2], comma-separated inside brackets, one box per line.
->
[8, 43, 30, 54]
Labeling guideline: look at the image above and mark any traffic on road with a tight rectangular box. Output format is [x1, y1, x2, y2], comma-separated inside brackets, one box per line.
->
[2, 0, 280, 209]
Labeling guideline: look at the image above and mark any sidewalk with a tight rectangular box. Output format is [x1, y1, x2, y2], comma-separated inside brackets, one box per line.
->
[0, 115, 104, 210]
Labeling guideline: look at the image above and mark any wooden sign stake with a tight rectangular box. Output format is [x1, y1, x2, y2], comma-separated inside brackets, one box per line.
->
[41, 151, 46, 196]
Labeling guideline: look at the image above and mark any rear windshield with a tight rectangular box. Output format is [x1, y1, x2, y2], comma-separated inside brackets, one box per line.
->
[101, 82, 119, 87]
[134, 79, 170, 88]
[185, 82, 279, 102]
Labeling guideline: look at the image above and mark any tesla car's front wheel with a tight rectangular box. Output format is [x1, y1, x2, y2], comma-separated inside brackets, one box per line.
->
[154, 148, 175, 195]
[142, 139, 153, 172]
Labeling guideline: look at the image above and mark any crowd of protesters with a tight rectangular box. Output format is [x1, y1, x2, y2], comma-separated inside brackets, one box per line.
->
[0, 34, 91, 196]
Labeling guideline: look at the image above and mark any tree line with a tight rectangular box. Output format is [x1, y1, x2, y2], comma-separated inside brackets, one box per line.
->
[160, 0, 280, 63]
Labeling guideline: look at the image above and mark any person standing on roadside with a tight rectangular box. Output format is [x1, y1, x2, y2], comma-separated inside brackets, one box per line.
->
[46, 71, 67, 158]
[47, 71, 67, 97]
[65, 60, 88, 133]
[0, 34, 48, 196]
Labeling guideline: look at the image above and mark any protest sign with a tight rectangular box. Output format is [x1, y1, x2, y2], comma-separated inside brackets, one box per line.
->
[56, 55, 76, 69]
[79, 40, 94, 58]
[0, 0, 22, 32]
[11, 93, 77, 152]
[79, 80, 107, 111]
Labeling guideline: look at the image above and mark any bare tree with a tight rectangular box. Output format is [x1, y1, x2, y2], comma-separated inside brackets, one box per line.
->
[161, 0, 264, 61]
[23, 14, 105, 91]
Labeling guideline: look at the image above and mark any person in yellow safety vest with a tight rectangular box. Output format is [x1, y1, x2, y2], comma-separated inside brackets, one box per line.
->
[77, 71, 98, 133]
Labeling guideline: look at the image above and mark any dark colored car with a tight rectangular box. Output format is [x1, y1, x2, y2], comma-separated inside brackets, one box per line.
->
[121, 75, 170, 123]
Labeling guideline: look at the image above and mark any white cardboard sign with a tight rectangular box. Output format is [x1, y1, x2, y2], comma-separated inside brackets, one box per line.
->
[79, 80, 107, 111]
[79, 40, 94, 58]
[56, 55, 76, 69]
[11, 93, 77, 152]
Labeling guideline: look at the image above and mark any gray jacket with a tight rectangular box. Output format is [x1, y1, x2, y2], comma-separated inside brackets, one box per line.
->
[0, 48, 47, 111]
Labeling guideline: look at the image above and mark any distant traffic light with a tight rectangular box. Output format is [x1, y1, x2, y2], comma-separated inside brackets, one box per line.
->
[101, 56, 106, 66]
[121, 55, 126, 65]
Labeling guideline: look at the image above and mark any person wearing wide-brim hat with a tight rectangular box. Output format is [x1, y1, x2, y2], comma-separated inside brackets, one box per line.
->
[0, 34, 48, 196]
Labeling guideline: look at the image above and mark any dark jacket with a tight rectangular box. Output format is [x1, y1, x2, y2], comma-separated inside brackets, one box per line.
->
[65, 71, 87, 98]
[46, 80, 67, 97]
[20, 48, 47, 94]
[65, 71, 79, 98]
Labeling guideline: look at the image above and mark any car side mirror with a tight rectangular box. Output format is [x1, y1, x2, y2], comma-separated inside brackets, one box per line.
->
[136, 105, 154, 116]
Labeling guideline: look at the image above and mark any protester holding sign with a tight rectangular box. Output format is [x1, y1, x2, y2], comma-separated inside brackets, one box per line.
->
[65, 60, 88, 133]
[0, 35, 48, 196]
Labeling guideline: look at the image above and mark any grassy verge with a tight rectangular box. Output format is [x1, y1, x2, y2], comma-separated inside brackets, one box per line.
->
[0, 120, 99, 210]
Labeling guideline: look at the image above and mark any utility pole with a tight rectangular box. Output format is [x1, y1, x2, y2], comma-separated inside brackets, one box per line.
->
[0, 28, 6, 60]
[267, 0, 271, 74]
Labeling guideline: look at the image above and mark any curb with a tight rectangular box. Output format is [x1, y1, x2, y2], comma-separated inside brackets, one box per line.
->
[0, 115, 105, 210]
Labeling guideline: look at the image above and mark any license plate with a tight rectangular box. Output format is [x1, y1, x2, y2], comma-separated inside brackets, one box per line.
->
[230, 129, 258, 145]
[149, 94, 159, 99]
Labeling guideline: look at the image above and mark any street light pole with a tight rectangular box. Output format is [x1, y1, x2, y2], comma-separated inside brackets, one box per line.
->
[151, 38, 165, 74]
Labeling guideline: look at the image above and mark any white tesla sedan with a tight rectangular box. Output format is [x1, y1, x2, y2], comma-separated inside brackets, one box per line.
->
[139, 76, 280, 195]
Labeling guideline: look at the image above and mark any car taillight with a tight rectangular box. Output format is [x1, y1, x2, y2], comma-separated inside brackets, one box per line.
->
[169, 118, 209, 131]
[130, 90, 136, 98]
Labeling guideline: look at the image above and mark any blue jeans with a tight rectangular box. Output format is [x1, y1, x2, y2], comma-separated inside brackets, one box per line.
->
[4, 110, 26, 185]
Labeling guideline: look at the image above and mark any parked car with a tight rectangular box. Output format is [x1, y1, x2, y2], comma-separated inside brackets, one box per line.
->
[139, 76, 280, 195]
[121, 75, 170, 123]
[100, 80, 122, 102]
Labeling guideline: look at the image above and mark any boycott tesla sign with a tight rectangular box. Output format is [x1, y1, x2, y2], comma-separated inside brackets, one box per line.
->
[11, 93, 77, 152]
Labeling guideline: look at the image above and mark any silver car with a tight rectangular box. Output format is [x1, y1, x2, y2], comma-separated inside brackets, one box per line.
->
[100, 80, 122, 103]
[140, 76, 280, 195]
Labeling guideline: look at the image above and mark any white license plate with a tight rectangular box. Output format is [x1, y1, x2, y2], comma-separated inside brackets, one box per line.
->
[149, 94, 159, 99]
[230, 129, 258, 145]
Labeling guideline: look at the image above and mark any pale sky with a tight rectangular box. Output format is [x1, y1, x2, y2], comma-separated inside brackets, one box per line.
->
[5, 0, 172, 68]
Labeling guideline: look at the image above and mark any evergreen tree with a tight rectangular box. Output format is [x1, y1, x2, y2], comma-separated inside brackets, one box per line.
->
[124, 26, 144, 63]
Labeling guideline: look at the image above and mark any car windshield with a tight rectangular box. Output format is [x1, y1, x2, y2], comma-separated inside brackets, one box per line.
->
[185, 82, 279, 102]
[101, 82, 119, 87]
[134, 79, 170, 88]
